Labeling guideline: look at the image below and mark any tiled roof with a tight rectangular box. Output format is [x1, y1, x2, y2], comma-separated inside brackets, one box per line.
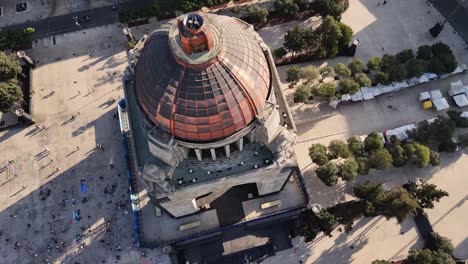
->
[134, 14, 271, 142]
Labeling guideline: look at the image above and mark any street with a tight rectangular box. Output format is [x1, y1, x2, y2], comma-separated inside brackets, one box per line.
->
[2, 0, 152, 40]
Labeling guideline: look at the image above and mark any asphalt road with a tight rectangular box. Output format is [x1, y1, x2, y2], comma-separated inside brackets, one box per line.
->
[3, 0, 152, 40]
[429, 0, 468, 45]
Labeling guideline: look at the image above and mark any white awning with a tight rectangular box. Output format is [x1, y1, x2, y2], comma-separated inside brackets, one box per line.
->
[432, 98, 449, 111]
[419, 92, 431, 101]
[453, 94, 468, 107]
[429, 90, 443, 99]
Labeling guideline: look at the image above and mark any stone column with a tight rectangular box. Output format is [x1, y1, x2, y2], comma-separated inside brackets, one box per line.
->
[236, 138, 244, 152]
[224, 145, 230, 158]
[247, 131, 254, 143]
[210, 148, 216, 161]
[195, 149, 202, 161]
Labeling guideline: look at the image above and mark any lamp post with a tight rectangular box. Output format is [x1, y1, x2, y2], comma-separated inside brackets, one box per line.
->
[16, 50, 35, 68]
[429, 0, 465, 38]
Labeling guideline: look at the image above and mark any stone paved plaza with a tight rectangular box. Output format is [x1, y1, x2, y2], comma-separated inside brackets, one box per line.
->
[0, 24, 170, 264]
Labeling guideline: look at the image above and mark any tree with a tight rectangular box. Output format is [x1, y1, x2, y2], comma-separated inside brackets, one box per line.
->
[274, 0, 299, 18]
[367, 57, 381, 71]
[320, 66, 336, 78]
[381, 54, 407, 82]
[0, 81, 23, 113]
[328, 139, 352, 159]
[406, 58, 424, 78]
[388, 143, 408, 167]
[315, 16, 353, 58]
[348, 58, 365, 76]
[293, 84, 311, 103]
[338, 158, 358, 181]
[347, 136, 364, 156]
[0, 52, 23, 113]
[374, 71, 390, 85]
[406, 182, 448, 209]
[426, 232, 454, 254]
[356, 156, 370, 175]
[313, 0, 350, 19]
[364, 132, 384, 152]
[309, 143, 329, 165]
[353, 181, 385, 203]
[412, 143, 431, 168]
[428, 57, 446, 75]
[408, 249, 455, 264]
[312, 83, 336, 99]
[368, 149, 393, 170]
[0, 52, 22, 80]
[340, 78, 360, 94]
[300, 65, 320, 82]
[334, 63, 351, 78]
[299, 224, 318, 242]
[408, 116, 456, 145]
[242, 5, 269, 24]
[378, 188, 420, 223]
[416, 45, 432, 60]
[353, 73, 371, 87]
[284, 25, 307, 54]
[0, 29, 32, 51]
[429, 42, 457, 74]
[395, 49, 414, 63]
[429, 151, 440, 166]
[316, 162, 339, 186]
[316, 210, 337, 237]
[438, 139, 458, 153]
[286, 66, 301, 83]
[273, 47, 288, 59]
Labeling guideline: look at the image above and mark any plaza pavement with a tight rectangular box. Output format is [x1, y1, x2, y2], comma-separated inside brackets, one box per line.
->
[0, 24, 170, 263]
[259, 0, 468, 262]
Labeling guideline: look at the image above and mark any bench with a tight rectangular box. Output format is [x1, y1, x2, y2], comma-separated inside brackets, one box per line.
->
[260, 200, 281, 210]
[179, 221, 201, 231]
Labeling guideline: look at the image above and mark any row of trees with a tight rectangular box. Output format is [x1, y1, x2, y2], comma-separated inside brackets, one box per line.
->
[236, 0, 349, 25]
[308, 132, 441, 186]
[0, 51, 24, 113]
[277, 15, 353, 60]
[299, 180, 448, 243]
[408, 115, 458, 153]
[289, 42, 458, 104]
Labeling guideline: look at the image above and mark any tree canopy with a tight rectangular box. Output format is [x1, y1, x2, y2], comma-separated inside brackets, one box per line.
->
[340, 78, 360, 95]
[328, 139, 352, 159]
[293, 84, 311, 103]
[338, 158, 358, 181]
[309, 143, 329, 165]
[335, 63, 352, 78]
[0, 51, 23, 112]
[348, 58, 365, 76]
[316, 162, 339, 186]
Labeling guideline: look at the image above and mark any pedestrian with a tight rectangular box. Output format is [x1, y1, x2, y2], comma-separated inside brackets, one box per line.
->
[383, 0, 387, 5]
[76, 146, 80, 150]
[377, 2, 380, 6]
[78, 90, 81, 95]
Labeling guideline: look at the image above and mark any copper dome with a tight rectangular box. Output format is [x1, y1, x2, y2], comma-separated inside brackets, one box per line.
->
[134, 13, 271, 142]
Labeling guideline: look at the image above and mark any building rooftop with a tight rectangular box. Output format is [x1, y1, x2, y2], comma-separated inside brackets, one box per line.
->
[136, 169, 307, 246]
[133, 13, 271, 143]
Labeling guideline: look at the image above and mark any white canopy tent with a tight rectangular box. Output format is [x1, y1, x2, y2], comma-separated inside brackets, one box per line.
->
[385, 124, 416, 141]
[432, 98, 449, 111]
[429, 89, 443, 99]
[419, 92, 431, 101]
[453, 94, 468, 107]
